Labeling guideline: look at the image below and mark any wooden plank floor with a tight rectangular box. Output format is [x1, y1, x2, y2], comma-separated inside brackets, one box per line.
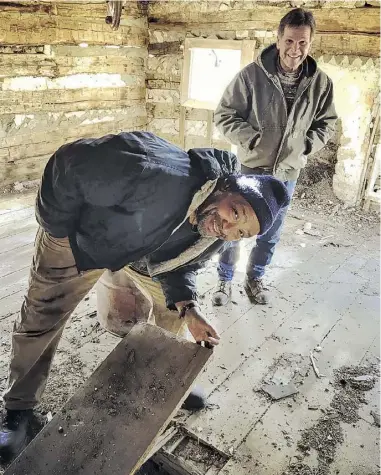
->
[5, 324, 212, 475]
[0, 190, 379, 475]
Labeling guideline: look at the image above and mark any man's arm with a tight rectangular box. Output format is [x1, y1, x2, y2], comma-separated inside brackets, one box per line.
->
[155, 265, 220, 346]
[305, 77, 338, 156]
[155, 265, 200, 310]
[214, 71, 261, 154]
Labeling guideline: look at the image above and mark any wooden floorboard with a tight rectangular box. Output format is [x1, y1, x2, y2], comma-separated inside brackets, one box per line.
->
[0, 268, 29, 301]
[0, 191, 36, 214]
[5, 324, 212, 475]
[183, 219, 380, 474]
[0, 243, 34, 279]
[0, 227, 36, 255]
[0, 192, 379, 475]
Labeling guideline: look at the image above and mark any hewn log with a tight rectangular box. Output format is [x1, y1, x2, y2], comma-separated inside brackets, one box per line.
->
[148, 2, 379, 35]
[149, 41, 184, 55]
[50, 44, 147, 57]
[148, 0, 376, 14]
[147, 79, 180, 90]
[0, 105, 147, 146]
[54, 2, 145, 19]
[1, 155, 49, 185]
[0, 1, 144, 18]
[0, 53, 145, 78]
[147, 29, 379, 58]
[0, 2, 53, 14]
[150, 131, 229, 151]
[0, 86, 145, 114]
[147, 103, 209, 121]
[2, 116, 147, 162]
[5, 121, 147, 162]
[0, 12, 147, 46]
[4, 324, 212, 475]
[1, 116, 148, 185]
[312, 32, 380, 57]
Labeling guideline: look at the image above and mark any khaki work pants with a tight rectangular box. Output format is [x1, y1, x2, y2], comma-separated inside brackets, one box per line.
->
[3, 228, 186, 410]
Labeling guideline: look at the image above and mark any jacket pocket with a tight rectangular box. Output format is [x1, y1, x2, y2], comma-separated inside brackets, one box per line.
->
[248, 132, 262, 151]
[45, 232, 71, 250]
[277, 130, 309, 171]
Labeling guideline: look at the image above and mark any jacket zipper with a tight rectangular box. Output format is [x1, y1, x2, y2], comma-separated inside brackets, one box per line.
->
[273, 76, 314, 174]
[262, 64, 314, 175]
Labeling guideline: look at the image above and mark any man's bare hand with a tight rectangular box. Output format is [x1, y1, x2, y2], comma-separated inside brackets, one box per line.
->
[184, 307, 220, 347]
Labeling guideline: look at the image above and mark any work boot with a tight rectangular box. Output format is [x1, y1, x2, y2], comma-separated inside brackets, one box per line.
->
[212, 280, 232, 306]
[0, 409, 32, 460]
[182, 386, 207, 411]
[245, 277, 269, 305]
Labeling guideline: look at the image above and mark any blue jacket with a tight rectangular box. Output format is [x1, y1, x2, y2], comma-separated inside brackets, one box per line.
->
[36, 131, 239, 307]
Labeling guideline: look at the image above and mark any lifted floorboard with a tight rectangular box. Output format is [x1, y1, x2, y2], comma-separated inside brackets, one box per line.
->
[5, 324, 211, 475]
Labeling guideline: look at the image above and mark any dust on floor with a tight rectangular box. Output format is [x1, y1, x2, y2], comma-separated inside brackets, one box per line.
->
[0, 187, 379, 475]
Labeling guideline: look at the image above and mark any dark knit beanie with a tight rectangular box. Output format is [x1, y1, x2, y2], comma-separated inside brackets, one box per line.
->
[225, 174, 290, 235]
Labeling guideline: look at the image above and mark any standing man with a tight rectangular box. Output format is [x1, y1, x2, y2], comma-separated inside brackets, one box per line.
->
[0, 131, 290, 460]
[212, 8, 337, 306]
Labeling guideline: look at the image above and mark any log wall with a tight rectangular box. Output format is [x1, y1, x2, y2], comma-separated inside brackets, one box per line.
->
[1, 0, 380, 193]
[0, 1, 148, 185]
[146, 0, 380, 151]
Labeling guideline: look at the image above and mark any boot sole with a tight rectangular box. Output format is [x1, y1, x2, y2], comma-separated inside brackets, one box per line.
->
[0, 434, 27, 462]
[212, 297, 230, 307]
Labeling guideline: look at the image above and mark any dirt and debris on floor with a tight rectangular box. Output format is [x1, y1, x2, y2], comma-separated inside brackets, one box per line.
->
[298, 141, 338, 190]
[331, 364, 379, 424]
[0, 180, 39, 195]
[0, 174, 379, 475]
[293, 177, 380, 235]
[293, 138, 379, 237]
[282, 364, 380, 475]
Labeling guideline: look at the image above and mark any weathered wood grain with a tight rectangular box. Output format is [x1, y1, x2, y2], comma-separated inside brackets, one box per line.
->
[148, 2, 379, 35]
[2, 114, 147, 162]
[2, 156, 51, 187]
[147, 29, 379, 58]
[312, 32, 380, 57]
[0, 53, 146, 78]
[0, 86, 145, 114]
[147, 103, 209, 121]
[5, 324, 212, 475]
[147, 79, 181, 90]
[0, 105, 147, 147]
[0, 11, 147, 46]
[0, 115, 148, 185]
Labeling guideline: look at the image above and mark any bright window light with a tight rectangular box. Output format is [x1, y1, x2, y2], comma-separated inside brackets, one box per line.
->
[188, 48, 241, 105]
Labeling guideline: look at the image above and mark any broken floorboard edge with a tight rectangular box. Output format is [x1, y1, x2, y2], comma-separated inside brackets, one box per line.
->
[142, 425, 179, 464]
[152, 430, 230, 475]
[5, 324, 212, 475]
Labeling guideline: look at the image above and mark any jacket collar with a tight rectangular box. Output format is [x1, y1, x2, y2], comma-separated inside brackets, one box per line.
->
[257, 43, 317, 79]
[146, 179, 218, 277]
[187, 148, 240, 181]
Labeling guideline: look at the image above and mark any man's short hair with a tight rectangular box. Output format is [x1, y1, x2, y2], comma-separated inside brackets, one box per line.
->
[278, 8, 316, 38]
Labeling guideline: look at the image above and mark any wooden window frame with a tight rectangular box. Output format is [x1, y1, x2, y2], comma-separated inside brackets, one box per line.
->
[180, 38, 257, 111]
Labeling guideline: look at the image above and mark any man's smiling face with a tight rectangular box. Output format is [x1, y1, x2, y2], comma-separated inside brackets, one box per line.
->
[277, 25, 312, 72]
[194, 191, 260, 241]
